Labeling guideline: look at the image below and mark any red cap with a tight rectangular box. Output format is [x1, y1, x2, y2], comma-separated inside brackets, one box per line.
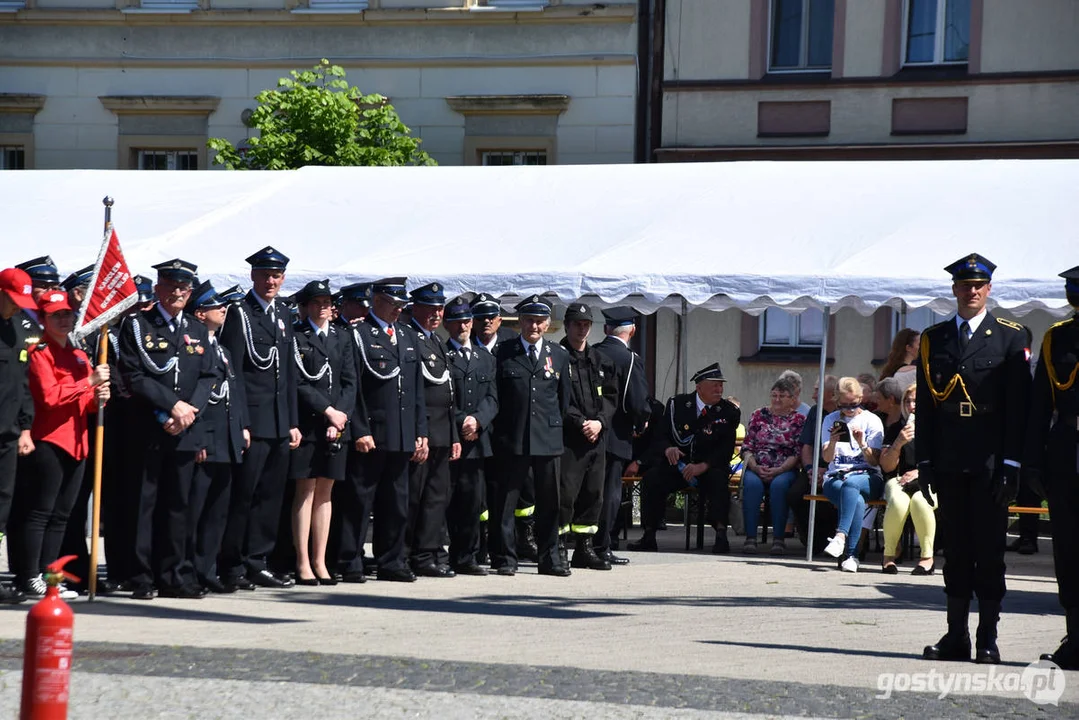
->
[38, 289, 72, 315]
[0, 268, 38, 311]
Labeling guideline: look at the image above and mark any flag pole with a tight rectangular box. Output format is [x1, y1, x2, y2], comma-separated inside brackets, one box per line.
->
[87, 195, 113, 602]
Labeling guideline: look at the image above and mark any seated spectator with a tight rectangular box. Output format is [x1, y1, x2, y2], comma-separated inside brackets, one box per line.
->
[15, 290, 110, 598]
[856, 376, 905, 558]
[857, 373, 880, 415]
[740, 375, 805, 555]
[879, 328, 920, 390]
[777, 370, 811, 417]
[821, 377, 884, 572]
[787, 375, 839, 554]
[880, 382, 936, 575]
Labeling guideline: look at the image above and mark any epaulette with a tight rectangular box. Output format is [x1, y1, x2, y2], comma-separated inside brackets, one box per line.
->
[995, 317, 1024, 332]
[1048, 317, 1076, 332]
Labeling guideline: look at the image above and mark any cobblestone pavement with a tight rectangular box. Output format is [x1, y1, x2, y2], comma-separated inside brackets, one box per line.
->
[0, 529, 1074, 718]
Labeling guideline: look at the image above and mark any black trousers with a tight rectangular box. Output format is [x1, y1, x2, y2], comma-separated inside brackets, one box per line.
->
[640, 464, 729, 533]
[1013, 480, 1041, 540]
[938, 470, 1008, 603]
[331, 448, 366, 574]
[0, 433, 18, 533]
[1046, 468, 1079, 609]
[219, 436, 288, 579]
[357, 450, 411, 573]
[188, 461, 232, 582]
[446, 458, 485, 568]
[492, 455, 560, 569]
[12, 441, 85, 582]
[559, 441, 605, 532]
[595, 454, 626, 552]
[407, 445, 452, 568]
[132, 436, 196, 589]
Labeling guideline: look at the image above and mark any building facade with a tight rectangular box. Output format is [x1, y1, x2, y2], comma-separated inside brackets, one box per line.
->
[0, 1, 639, 169]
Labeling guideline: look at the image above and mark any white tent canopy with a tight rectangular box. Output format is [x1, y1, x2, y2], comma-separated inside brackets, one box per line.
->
[6, 160, 1076, 315]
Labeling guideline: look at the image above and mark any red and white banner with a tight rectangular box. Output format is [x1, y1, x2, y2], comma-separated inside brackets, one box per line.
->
[71, 227, 139, 342]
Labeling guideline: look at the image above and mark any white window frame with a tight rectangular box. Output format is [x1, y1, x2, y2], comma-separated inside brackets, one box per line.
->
[136, 149, 199, 171]
[894, 306, 950, 334]
[901, 0, 970, 67]
[292, 0, 368, 14]
[480, 149, 548, 166]
[767, 0, 834, 74]
[0, 145, 26, 170]
[760, 307, 825, 348]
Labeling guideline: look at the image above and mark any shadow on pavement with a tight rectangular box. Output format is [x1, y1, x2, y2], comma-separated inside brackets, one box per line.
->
[270, 591, 625, 620]
[698, 638, 1035, 668]
[67, 600, 304, 625]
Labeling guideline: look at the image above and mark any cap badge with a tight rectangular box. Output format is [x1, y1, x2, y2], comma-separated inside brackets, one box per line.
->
[967, 255, 978, 269]
[173, 261, 181, 269]
[432, 284, 439, 291]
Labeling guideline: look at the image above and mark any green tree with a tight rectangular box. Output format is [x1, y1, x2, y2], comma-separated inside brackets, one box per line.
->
[208, 59, 434, 169]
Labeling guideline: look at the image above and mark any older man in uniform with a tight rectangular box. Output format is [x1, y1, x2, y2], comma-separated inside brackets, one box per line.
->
[443, 296, 498, 575]
[918, 254, 1030, 664]
[593, 307, 651, 565]
[218, 246, 301, 591]
[1026, 266, 1079, 669]
[406, 282, 460, 578]
[628, 363, 741, 554]
[350, 277, 427, 582]
[491, 295, 571, 577]
[0, 268, 39, 604]
[118, 259, 216, 599]
[338, 283, 372, 324]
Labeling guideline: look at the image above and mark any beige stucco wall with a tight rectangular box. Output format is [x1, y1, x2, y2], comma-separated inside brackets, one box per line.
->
[981, 0, 1079, 73]
[662, 80, 1079, 147]
[663, 0, 752, 81]
[842, 0, 886, 78]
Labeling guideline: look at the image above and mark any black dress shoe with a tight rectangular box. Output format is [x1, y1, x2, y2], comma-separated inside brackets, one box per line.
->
[605, 551, 630, 566]
[882, 563, 898, 575]
[413, 564, 456, 578]
[626, 535, 658, 552]
[131, 583, 156, 600]
[295, 576, 319, 586]
[452, 563, 488, 576]
[912, 562, 936, 576]
[1017, 537, 1039, 555]
[200, 576, 233, 594]
[712, 534, 730, 555]
[377, 568, 417, 583]
[923, 632, 971, 661]
[158, 584, 204, 599]
[224, 576, 256, 592]
[495, 565, 517, 577]
[0, 583, 27, 605]
[1042, 637, 1079, 670]
[248, 569, 291, 588]
[975, 643, 1001, 664]
[538, 563, 572, 577]
[317, 575, 338, 586]
[340, 571, 367, 584]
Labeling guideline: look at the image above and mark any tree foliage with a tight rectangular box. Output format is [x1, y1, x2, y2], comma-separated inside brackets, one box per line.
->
[208, 60, 434, 169]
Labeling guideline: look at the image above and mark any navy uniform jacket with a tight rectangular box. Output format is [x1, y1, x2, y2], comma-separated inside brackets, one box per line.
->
[561, 339, 615, 452]
[1025, 314, 1079, 476]
[648, 392, 741, 475]
[446, 341, 498, 460]
[411, 321, 459, 449]
[493, 337, 571, 457]
[117, 308, 216, 452]
[197, 339, 250, 465]
[0, 313, 36, 436]
[915, 313, 1030, 473]
[472, 326, 517, 355]
[352, 315, 427, 453]
[292, 320, 359, 443]
[218, 292, 299, 439]
[594, 335, 652, 460]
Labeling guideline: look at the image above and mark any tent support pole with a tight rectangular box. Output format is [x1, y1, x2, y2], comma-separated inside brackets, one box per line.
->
[680, 298, 689, 393]
[806, 305, 830, 563]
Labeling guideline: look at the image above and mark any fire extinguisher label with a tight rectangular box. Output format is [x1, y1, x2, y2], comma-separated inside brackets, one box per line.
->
[34, 627, 73, 703]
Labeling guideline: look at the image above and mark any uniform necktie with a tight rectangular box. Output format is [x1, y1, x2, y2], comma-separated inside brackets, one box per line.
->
[463, 347, 471, 363]
[386, 325, 396, 345]
[959, 321, 971, 351]
[528, 344, 538, 366]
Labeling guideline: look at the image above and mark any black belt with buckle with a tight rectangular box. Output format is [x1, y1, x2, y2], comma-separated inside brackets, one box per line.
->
[941, 401, 994, 417]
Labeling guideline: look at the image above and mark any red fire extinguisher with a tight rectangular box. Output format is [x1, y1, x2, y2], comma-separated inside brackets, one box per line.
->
[20, 555, 79, 720]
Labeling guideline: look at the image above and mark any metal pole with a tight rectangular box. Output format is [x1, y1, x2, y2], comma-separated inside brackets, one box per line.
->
[805, 305, 830, 563]
[679, 298, 689, 393]
[88, 196, 113, 601]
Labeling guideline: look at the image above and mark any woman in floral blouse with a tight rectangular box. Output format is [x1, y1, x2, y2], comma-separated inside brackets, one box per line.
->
[740, 374, 805, 555]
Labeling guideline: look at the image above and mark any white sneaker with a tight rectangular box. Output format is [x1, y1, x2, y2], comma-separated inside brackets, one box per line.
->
[58, 584, 79, 601]
[25, 575, 47, 597]
[824, 535, 845, 558]
[840, 556, 859, 573]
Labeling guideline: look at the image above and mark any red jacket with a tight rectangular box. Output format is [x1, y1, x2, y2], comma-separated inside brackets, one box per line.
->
[28, 337, 97, 461]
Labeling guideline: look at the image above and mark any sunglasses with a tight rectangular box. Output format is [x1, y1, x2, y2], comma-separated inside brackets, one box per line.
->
[837, 403, 862, 411]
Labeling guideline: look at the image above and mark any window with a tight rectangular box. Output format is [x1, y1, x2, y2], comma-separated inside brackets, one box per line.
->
[769, 0, 834, 72]
[895, 306, 950, 334]
[904, 0, 970, 65]
[137, 149, 198, 170]
[761, 307, 825, 347]
[1, 145, 25, 170]
[481, 150, 548, 166]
